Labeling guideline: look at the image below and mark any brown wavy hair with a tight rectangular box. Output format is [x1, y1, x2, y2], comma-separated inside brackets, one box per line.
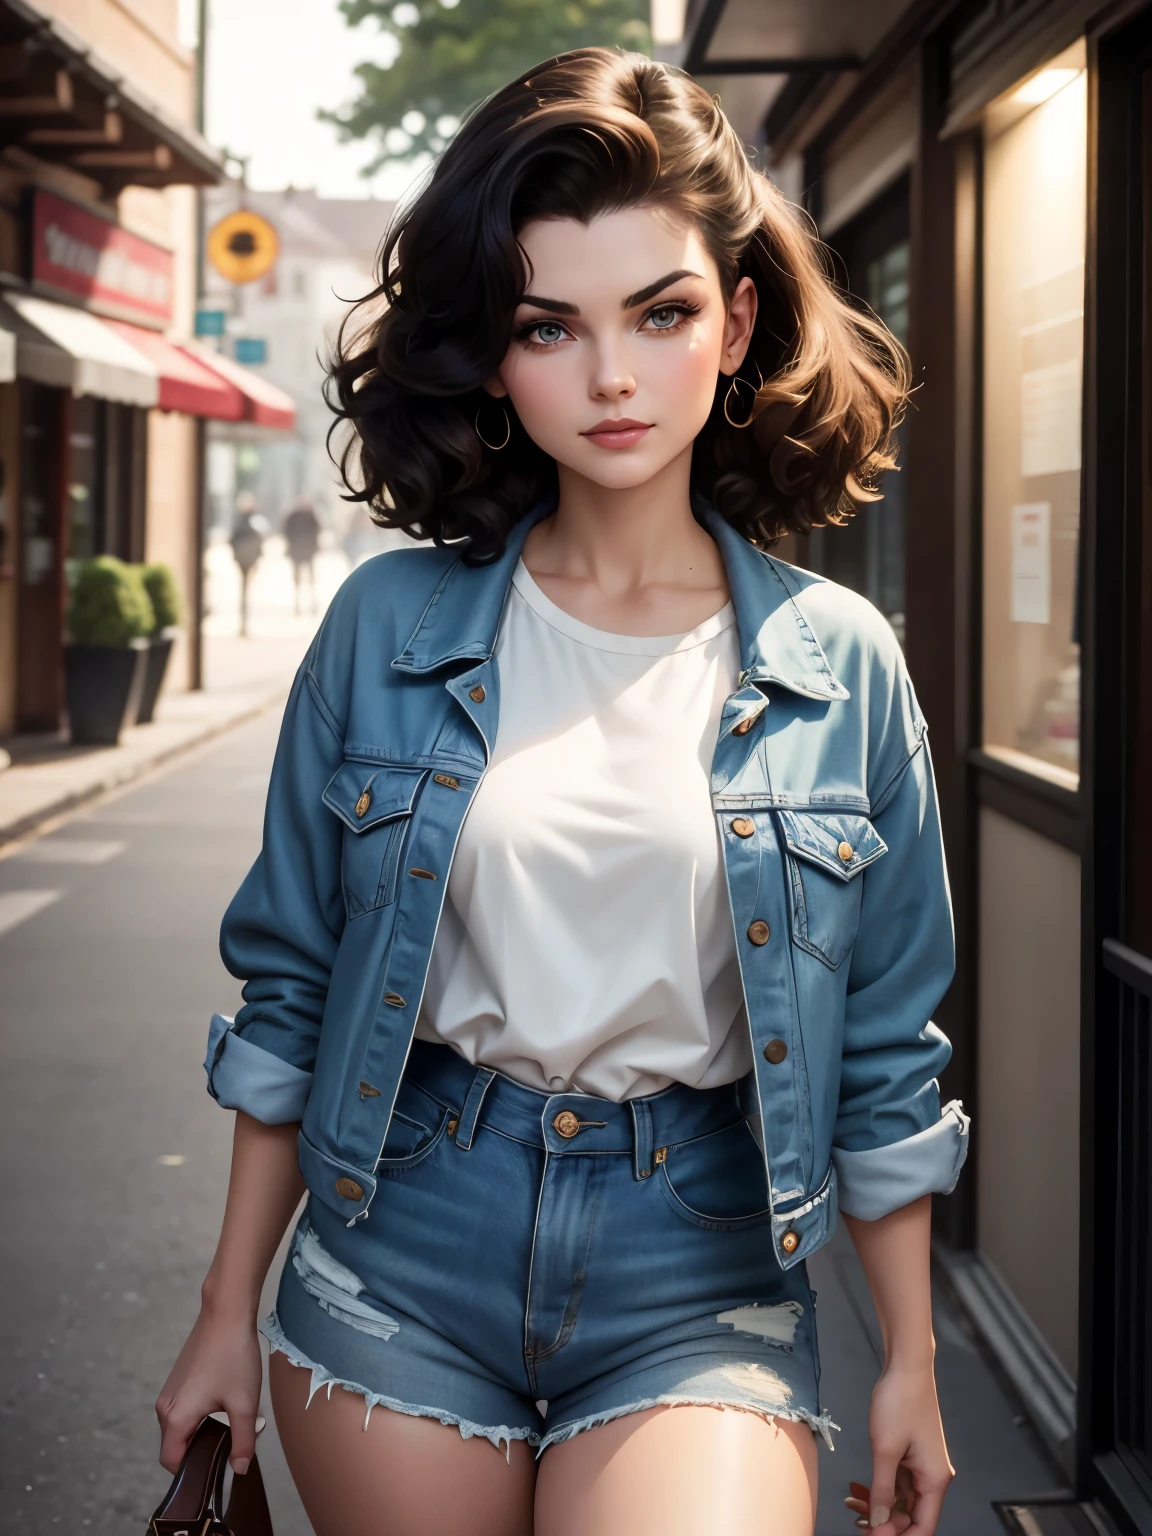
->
[328, 47, 910, 560]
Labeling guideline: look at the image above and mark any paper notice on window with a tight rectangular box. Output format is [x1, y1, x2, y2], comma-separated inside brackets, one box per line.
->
[1011, 503, 1051, 624]
[1021, 360, 1082, 478]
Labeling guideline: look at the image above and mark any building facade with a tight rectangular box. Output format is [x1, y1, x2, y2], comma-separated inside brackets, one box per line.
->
[671, 2, 1152, 1529]
[0, 0, 291, 731]
[198, 184, 393, 543]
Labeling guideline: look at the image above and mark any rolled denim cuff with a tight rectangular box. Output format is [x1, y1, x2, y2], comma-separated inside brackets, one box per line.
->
[832, 1099, 970, 1221]
[204, 1012, 312, 1125]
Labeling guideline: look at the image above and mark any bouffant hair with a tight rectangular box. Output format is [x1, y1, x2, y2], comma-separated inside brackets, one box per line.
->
[328, 47, 909, 559]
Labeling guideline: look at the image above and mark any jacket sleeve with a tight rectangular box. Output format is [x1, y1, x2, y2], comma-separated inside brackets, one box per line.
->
[831, 697, 970, 1220]
[204, 657, 346, 1124]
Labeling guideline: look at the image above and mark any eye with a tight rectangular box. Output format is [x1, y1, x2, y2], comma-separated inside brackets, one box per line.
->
[647, 305, 681, 330]
[524, 320, 568, 346]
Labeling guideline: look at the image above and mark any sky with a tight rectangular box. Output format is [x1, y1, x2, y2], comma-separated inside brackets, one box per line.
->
[180, 0, 424, 201]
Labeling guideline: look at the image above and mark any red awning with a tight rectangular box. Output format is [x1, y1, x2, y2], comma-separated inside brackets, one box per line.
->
[104, 319, 244, 419]
[183, 343, 297, 430]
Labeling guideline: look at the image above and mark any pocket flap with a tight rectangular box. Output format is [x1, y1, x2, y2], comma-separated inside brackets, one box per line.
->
[777, 811, 887, 881]
[322, 762, 427, 833]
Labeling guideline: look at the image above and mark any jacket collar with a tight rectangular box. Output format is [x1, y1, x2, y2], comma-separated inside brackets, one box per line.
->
[393, 498, 849, 703]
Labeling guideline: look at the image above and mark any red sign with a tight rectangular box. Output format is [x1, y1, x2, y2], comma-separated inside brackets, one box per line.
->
[32, 190, 174, 328]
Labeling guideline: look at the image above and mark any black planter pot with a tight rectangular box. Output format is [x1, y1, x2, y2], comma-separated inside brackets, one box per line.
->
[136, 629, 177, 725]
[64, 640, 149, 746]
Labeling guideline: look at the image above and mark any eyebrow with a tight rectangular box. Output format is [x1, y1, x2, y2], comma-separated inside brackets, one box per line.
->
[517, 269, 703, 318]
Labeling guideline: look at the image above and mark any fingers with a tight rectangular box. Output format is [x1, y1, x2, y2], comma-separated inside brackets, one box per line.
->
[225, 1399, 259, 1474]
[905, 1482, 948, 1535]
[868, 1450, 902, 1530]
[155, 1397, 202, 1475]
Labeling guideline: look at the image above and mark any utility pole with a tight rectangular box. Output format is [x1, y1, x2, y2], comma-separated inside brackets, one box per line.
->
[190, 0, 210, 691]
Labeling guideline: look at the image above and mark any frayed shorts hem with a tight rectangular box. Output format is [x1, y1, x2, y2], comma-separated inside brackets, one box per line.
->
[260, 1311, 541, 1457]
[261, 1310, 839, 1460]
[538, 1398, 840, 1456]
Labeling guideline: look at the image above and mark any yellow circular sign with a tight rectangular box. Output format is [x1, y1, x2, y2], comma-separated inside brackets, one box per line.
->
[207, 209, 279, 284]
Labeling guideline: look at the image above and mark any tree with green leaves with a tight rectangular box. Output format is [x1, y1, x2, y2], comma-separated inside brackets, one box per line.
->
[322, 0, 650, 166]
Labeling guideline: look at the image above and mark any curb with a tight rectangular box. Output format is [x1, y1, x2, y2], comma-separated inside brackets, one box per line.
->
[0, 685, 290, 851]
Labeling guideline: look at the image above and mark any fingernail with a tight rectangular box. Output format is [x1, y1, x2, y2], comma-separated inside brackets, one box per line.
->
[870, 1509, 890, 1529]
[232, 1457, 250, 1475]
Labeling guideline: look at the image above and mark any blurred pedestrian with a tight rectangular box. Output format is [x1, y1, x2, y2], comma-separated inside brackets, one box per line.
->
[229, 492, 270, 638]
[282, 497, 321, 615]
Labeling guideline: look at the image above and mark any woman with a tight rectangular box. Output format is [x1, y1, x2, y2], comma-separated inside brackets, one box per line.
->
[157, 48, 969, 1536]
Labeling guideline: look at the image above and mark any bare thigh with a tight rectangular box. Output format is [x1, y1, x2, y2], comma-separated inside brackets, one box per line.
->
[534, 1406, 819, 1536]
[268, 1353, 536, 1536]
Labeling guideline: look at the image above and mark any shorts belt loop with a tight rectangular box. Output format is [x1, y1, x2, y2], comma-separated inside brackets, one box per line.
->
[455, 1067, 496, 1151]
[630, 1097, 654, 1182]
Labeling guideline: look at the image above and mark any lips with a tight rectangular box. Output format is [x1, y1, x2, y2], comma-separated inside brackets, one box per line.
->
[581, 417, 653, 449]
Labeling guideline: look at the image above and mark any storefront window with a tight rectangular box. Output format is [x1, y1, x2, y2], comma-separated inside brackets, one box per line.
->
[982, 44, 1086, 786]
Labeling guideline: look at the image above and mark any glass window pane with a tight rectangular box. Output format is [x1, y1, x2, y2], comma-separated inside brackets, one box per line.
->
[982, 51, 1086, 786]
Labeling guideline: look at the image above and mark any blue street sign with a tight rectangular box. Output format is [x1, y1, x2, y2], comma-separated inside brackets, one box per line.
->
[234, 337, 267, 365]
[194, 308, 226, 337]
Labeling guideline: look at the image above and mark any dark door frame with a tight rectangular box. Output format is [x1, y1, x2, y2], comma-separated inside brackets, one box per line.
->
[1079, 8, 1152, 1531]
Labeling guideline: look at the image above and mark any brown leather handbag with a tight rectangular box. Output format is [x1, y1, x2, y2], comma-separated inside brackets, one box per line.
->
[147, 1415, 273, 1536]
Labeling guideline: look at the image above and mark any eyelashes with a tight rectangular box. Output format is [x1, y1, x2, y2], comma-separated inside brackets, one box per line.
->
[512, 299, 703, 350]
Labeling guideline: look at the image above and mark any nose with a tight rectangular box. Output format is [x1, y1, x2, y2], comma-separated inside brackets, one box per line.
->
[589, 340, 636, 403]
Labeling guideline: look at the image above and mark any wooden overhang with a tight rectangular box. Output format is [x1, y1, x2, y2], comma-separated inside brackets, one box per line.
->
[0, 0, 222, 194]
[682, 0, 920, 77]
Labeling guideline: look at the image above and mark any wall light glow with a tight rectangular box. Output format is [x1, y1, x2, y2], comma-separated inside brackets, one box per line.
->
[1012, 67, 1082, 108]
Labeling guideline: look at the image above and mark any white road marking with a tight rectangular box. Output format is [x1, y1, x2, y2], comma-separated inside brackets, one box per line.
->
[18, 839, 126, 865]
[0, 890, 63, 937]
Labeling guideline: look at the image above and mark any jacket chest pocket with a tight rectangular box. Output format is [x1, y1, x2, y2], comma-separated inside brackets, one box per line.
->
[776, 811, 887, 970]
[323, 762, 428, 919]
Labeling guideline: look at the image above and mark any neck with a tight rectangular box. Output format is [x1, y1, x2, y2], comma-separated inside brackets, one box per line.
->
[530, 445, 718, 590]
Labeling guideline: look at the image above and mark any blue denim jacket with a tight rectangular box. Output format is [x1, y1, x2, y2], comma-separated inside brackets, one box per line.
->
[206, 505, 969, 1269]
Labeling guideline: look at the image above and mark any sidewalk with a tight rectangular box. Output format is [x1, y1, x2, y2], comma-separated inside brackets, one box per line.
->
[0, 536, 354, 848]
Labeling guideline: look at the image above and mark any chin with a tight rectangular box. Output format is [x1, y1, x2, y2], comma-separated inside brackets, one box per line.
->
[560, 450, 681, 491]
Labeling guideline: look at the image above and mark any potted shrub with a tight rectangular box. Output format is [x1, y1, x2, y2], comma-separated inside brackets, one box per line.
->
[64, 557, 154, 746]
[136, 562, 184, 724]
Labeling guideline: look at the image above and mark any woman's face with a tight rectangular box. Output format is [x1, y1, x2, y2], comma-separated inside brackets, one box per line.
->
[488, 205, 756, 491]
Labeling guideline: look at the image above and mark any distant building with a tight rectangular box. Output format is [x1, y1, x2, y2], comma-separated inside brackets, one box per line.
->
[199, 184, 395, 541]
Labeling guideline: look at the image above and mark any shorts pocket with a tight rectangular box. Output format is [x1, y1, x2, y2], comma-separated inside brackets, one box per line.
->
[323, 762, 427, 918]
[658, 1119, 773, 1231]
[375, 1078, 450, 1176]
[777, 810, 887, 970]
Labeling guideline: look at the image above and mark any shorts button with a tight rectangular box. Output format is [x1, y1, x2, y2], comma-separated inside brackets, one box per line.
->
[747, 920, 770, 945]
[553, 1110, 581, 1138]
[837, 841, 854, 863]
[781, 1229, 800, 1255]
[763, 1038, 788, 1064]
[469, 684, 486, 703]
[731, 817, 755, 838]
[335, 1177, 364, 1201]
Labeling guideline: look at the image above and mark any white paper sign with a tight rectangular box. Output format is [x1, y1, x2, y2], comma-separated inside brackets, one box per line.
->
[1021, 360, 1082, 478]
[1011, 502, 1051, 624]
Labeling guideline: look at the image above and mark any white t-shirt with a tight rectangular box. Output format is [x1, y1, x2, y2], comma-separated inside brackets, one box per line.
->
[416, 559, 751, 1101]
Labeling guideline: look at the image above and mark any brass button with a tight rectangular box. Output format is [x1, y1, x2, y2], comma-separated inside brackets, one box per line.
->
[447, 1118, 459, 1137]
[733, 715, 755, 736]
[837, 841, 854, 863]
[335, 1177, 364, 1202]
[409, 867, 437, 880]
[433, 773, 459, 790]
[781, 1229, 800, 1255]
[358, 1080, 381, 1098]
[383, 992, 406, 1007]
[469, 684, 486, 703]
[639, 1168, 651, 1179]
[653, 1147, 667, 1166]
[747, 920, 770, 946]
[553, 1109, 581, 1139]
[355, 791, 371, 818]
[763, 1038, 788, 1064]
[731, 817, 755, 839]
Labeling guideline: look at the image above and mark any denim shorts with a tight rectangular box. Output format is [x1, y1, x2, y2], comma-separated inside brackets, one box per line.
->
[262, 1040, 838, 1455]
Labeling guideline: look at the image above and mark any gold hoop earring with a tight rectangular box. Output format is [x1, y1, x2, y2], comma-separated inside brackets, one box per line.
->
[475, 401, 511, 451]
[723, 376, 757, 429]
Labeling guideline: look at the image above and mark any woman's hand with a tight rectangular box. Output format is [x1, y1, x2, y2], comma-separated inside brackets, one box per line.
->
[844, 1363, 955, 1533]
[155, 1305, 263, 1475]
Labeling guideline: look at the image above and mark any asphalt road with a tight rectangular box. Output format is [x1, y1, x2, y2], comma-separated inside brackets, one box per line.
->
[0, 703, 1062, 1535]
[0, 708, 312, 1535]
